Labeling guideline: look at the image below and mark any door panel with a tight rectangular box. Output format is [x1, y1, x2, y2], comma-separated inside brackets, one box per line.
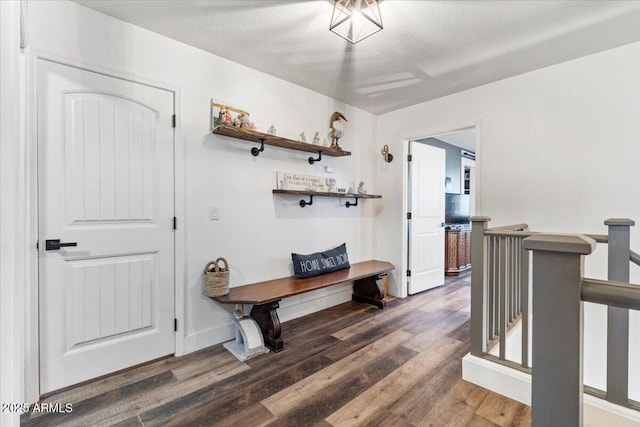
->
[64, 254, 156, 352]
[38, 59, 175, 393]
[64, 93, 158, 225]
[409, 142, 445, 294]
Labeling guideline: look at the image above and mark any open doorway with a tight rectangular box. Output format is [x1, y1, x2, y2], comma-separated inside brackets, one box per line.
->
[407, 126, 477, 296]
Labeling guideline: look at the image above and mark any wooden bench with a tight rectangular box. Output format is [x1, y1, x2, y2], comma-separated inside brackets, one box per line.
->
[214, 260, 394, 352]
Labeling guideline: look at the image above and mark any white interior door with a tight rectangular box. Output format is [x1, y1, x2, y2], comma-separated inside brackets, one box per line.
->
[409, 142, 445, 295]
[38, 59, 175, 393]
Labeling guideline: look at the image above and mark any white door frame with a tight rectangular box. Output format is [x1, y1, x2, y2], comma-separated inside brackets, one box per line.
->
[25, 50, 186, 401]
[399, 120, 482, 299]
[1, 0, 27, 423]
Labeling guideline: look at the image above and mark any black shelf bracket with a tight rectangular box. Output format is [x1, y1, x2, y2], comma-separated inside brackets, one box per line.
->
[251, 139, 266, 156]
[299, 195, 314, 207]
[308, 151, 322, 164]
[345, 198, 359, 208]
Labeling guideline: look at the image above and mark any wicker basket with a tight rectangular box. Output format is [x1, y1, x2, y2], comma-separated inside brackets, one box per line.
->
[203, 257, 230, 297]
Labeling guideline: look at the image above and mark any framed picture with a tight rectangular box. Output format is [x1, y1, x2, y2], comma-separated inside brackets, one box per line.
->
[210, 99, 250, 130]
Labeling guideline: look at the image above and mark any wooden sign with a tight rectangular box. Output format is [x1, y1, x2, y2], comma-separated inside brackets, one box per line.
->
[276, 172, 327, 192]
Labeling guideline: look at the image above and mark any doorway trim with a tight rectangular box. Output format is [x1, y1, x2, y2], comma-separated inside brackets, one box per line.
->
[1, 0, 27, 420]
[400, 120, 483, 299]
[25, 49, 186, 401]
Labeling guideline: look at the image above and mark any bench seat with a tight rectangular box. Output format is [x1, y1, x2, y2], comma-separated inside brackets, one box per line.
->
[213, 260, 394, 351]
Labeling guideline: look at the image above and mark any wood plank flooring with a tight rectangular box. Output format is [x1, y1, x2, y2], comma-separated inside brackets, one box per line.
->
[21, 273, 530, 427]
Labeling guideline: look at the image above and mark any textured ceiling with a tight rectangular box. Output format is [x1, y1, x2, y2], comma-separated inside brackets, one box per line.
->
[74, 0, 640, 115]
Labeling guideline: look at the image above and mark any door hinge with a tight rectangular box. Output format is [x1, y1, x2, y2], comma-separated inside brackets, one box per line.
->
[407, 212, 412, 220]
[174, 318, 178, 332]
[407, 269, 411, 277]
[36, 241, 39, 251]
[172, 114, 176, 128]
[407, 154, 412, 162]
[173, 217, 177, 230]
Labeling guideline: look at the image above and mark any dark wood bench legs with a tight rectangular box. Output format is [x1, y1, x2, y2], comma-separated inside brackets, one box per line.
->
[250, 301, 284, 352]
[249, 275, 385, 353]
[352, 274, 387, 309]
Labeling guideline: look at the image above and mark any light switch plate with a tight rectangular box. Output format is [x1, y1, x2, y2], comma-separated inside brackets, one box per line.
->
[209, 206, 220, 220]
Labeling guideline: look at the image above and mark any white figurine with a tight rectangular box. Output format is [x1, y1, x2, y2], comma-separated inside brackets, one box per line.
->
[357, 181, 367, 195]
[326, 178, 337, 193]
[299, 132, 307, 143]
[240, 114, 255, 130]
[312, 131, 320, 145]
[322, 138, 330, 147]
[268, 125, 277, 135]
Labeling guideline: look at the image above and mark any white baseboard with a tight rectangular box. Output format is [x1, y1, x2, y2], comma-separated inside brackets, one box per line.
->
[462, 353, 640, 426]
[462, 353, 531, 405]
[278, 284, 352, 323]
[584, 395, 640, 427]
[183, 322, 236, 354]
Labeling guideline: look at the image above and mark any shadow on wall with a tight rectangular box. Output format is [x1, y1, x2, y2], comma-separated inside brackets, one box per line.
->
[272, 193, 378, 220]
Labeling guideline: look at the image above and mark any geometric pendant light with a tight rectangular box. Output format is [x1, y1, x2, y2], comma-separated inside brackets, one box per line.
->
[330, 0, 383, 44]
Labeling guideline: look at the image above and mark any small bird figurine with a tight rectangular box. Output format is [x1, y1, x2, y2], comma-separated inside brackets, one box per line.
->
[329, 112, 348, 149]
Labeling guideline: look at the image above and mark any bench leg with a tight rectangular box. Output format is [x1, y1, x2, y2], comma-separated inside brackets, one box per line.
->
[250, 301, 284, 352]
[352, 274, 387, 309]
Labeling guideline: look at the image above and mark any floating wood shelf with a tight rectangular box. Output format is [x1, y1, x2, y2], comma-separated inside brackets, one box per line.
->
[273, 189, 382, 208]
[212, 125, 351, 160]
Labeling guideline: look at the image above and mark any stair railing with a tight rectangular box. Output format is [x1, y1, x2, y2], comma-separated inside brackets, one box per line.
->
[524, 224, 640, 426]
[470, 217, 531, 368]
[471, 216, 640, 426]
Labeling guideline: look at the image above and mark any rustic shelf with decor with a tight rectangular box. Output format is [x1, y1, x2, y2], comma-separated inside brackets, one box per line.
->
[273, 189, 382, 208]
[212, 125, 351, 163]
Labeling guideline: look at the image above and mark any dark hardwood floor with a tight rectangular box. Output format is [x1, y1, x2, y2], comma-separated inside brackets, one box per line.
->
[21, 273, 531, 427]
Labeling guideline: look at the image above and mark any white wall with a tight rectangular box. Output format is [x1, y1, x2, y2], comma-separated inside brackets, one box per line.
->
[376, 41, 640, 400]
[27, 0, 380, 359]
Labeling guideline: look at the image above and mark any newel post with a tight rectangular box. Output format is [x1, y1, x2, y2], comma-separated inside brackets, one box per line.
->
[605, 218, 634, 405]
[523, 234, 596, 427]
[470, 216, 491, 356]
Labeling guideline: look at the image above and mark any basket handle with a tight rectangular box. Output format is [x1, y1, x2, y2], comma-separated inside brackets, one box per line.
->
[214, 257, 229, 272]
[204, 261, 216, 274]
[204, 257, 229, 274]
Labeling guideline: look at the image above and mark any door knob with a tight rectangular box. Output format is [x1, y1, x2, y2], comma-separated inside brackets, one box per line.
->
[45, 239, 78, 251]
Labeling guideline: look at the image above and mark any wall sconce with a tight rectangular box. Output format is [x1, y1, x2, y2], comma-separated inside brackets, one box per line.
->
[381, 144, 393, 163]
[330, 0, 383, 44]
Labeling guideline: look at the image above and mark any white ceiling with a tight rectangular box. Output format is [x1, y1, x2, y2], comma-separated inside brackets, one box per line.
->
[74, 0, 640, 115]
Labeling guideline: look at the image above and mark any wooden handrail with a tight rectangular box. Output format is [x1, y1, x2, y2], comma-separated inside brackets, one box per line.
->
[487, 223, 528, 231]
[485, 230, 536, 238]
[581, 278, 640, 310]
[631, 250, 640, 267]
[585, 233, 608, 243]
